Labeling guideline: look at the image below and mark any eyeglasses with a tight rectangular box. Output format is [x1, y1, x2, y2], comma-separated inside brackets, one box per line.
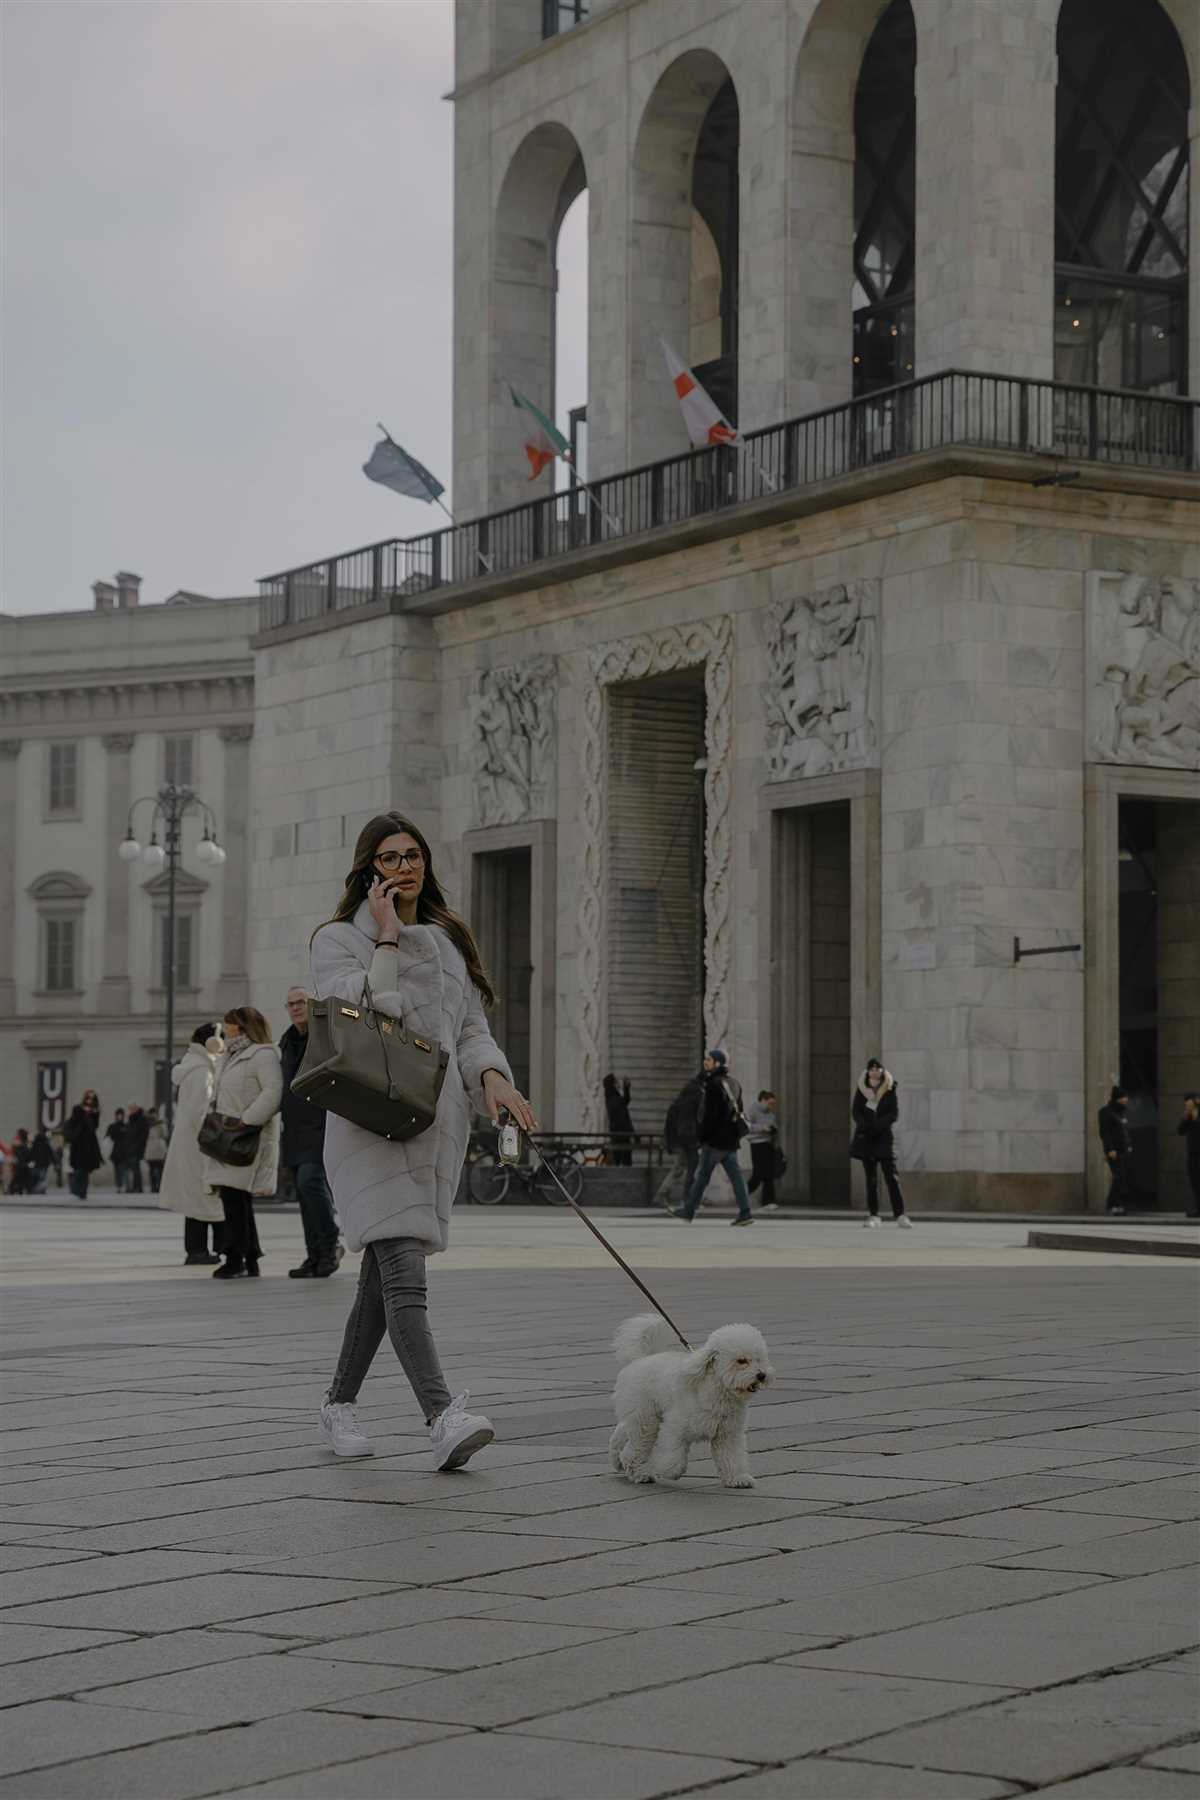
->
[375, 848, 425, 873]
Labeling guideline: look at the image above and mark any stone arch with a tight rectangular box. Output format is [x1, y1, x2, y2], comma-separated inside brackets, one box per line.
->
[488, 121, 588, 511]
[788, 0, 896, 416]
[630, 50, 739, 464]
[1055, 0, 1192, 395]
[27, 871, 91, 902]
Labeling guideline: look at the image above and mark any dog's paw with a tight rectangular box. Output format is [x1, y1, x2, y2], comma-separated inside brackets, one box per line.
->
[723, 1474, 755, 1489]
[627, 1468, 655, 1484]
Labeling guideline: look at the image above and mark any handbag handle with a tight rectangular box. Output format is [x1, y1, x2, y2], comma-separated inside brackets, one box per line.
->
[361, 975, 401, 1098]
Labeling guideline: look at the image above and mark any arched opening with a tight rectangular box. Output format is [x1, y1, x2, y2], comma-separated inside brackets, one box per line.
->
[630, 51, 739, 463]
[555, 186, 589, 492]
[490, 123, 588, 511]
[1055, 0, 1190, 394]
[852, 0, 915, 395]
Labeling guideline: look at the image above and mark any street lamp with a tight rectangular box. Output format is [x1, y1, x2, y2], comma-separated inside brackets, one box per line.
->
[118, 784, 226, 1132]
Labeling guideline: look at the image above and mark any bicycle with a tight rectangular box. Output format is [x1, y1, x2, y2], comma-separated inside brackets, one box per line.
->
[467, 1140, 583, 1206]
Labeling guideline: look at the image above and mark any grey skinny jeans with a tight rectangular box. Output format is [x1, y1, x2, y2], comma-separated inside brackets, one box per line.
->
[327, 1239, 452, 1423]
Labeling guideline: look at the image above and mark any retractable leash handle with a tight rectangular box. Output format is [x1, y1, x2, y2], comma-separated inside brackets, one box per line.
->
[509, 1119, 692, 1351]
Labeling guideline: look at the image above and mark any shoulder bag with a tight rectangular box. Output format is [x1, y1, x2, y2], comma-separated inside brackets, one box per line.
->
[290, 985, 448, 1141]
[197, 1112, 261, 1167]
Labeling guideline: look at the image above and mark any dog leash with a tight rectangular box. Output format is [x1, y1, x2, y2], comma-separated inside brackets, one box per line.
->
[515, 1127, 692, 1350]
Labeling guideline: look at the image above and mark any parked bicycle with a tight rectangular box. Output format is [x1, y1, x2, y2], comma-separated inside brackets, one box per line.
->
[467, 1138, 583, 1206]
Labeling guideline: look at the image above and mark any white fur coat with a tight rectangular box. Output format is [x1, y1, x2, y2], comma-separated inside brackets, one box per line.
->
[309, 902, 511, 1254]
[158, 1043, 223, 1222]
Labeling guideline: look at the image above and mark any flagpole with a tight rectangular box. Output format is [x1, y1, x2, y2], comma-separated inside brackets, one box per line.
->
[376, 422, 492, 575]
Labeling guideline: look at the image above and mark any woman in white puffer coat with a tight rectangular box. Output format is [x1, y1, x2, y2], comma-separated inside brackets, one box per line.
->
[201, 1007, 282, 1280]
[310, 812, 535, 1472]
[158, 1024, 225, 1264]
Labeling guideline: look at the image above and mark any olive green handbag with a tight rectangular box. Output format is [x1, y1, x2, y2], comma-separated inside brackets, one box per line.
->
[290, 988, 448, 1141]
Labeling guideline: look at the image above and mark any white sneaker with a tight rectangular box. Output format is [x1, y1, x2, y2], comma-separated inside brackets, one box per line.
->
[863, 1215, 882, 1229]
[320, 1400, 373, 1458]
[896, 1215, 914, 1230]
[430, 1391, 494, 1471]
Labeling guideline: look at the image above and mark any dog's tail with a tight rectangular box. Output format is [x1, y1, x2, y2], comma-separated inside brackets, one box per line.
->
[613, 1314, 678, 1367]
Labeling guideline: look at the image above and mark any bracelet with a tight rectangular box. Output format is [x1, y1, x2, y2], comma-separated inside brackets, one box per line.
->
[376, 938, 400, 949]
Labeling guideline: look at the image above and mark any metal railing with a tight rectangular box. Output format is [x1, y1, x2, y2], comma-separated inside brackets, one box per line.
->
[259, 370, 1197, 632]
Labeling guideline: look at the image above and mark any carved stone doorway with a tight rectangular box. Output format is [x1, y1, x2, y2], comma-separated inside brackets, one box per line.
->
[465, 820, 557, 1127]
[760, 771, 881, 1206]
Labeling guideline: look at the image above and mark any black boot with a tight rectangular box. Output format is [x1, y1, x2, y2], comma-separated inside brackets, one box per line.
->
[213, 1259, 245, 1279]
[313, 1250, 341, 1277]
[289, 1257, 317, 1279]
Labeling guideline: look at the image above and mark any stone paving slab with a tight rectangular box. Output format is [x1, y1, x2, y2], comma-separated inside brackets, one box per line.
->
[844, 1659, 1199, 1785]
[1, 1217, 1197, 1799]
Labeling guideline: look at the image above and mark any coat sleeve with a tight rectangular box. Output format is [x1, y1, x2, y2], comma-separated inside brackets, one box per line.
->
[240, 1052, 284, 1128]
[456, 983, 512, 1112]
[311, 923, 442, 1026]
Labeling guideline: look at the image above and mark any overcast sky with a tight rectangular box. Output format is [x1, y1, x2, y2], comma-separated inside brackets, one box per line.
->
[2, 1, 588, 616]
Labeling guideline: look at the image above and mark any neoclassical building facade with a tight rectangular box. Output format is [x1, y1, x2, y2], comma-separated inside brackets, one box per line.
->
[7, 0, 1198, 1211]
[0, 580, 256, 1135]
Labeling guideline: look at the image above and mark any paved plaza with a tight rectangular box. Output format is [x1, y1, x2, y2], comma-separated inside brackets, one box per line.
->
[0, 1205, 1197, 1799]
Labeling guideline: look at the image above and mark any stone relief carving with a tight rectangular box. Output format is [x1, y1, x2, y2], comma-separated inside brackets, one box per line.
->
[577, 617, 734, 1134]
[764, 580, 878, 779]
[469, 657, 556, 827]
[1088, 573, 1200, 769]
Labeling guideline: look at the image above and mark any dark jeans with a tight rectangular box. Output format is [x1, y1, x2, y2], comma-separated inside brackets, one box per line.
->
[148, 1161, 164, 1194]
[292, 1160, 339, 1257]
[328, 1239, 452, 1423]
[68, 1168, 90, 1199]
[748, 1141, 776, 1207]
[218, 1188, 263, 1270]
[684, 1146, 751, 1219]
[863, 1155, 905, 1218]
[128, 1160, 143, 1194]
[184, 1216, 222, 1257]
[1106, 1153, 1132, 1211]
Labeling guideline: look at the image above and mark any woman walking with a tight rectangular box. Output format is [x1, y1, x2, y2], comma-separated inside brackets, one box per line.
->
[851, 1058, 912, 1229]
[201, 1009, 282, 1279]
[64, 1091, 102, 1200]
[159, 1027, 225, 1263]
[311, 812, 534, 1471]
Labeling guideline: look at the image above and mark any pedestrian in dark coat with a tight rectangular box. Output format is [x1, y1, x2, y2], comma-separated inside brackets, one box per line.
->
[105, 1109, 130, 1192]
[851, 1059, 912, 1228]
[669, 1050, 753, 1226]
[9, 1130, 32, 1194]
[655, 1071, 703, 1206]
[125, 1105, 149, 1193]
[279, 988, 342, 1278]
[30, 1129, 54, 1195]
[1177, 1094, 1199, 1218]
[1098, 1086, 1132, 1215]
[603, 1074, 634, 1167]
[65, 1093, 102, 1199]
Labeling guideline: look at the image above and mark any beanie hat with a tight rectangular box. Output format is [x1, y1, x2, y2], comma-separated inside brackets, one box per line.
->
[707, 1047, 728, 1068]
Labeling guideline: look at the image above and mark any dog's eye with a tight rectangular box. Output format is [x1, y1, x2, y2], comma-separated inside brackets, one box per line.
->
[736, 1357, 750, 1365]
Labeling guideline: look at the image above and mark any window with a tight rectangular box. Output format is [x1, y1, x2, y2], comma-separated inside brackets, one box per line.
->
[1056, 0, 1189, 395]
[542, 0, 587, 40]
[45, 918, 77, 992]
[47, 742, 78, 814]
[160, 913, 195, 989]
[164, 735, 194, 788]
[852, 0, 916, 396]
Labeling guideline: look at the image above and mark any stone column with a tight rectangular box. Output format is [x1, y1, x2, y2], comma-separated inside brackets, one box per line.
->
[914, 0, 1057, 379]
[217, 726, 252, 1005]
[0, 740, 20, 1014]
[98, 734, 135, 1014]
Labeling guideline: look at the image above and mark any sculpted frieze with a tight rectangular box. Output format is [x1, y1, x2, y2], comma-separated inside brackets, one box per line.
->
[469, 656, 556, 827]
[1088, 573, 1200, 769]
[764, 580, 878, 779]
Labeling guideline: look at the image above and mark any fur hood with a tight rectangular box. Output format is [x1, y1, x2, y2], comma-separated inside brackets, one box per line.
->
[857, 1069, 895, 1103]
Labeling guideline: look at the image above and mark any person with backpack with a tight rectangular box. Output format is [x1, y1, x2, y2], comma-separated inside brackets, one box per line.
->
[655, 1069, 703, 1207]
[668, 1049, 753, 1226]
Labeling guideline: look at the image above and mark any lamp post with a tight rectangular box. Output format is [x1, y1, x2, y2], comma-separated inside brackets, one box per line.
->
[118, 785, 225, 1133]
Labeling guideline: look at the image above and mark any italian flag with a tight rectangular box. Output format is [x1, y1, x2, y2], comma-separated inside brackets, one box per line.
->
[510, 387, 572, 480]
[662, 339, 738, 447]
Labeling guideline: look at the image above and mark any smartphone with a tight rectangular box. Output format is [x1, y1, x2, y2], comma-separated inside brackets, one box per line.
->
[498, 1112, 521, 1164]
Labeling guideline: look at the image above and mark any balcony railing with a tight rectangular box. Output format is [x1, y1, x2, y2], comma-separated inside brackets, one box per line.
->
[259, 370, 1197, 633]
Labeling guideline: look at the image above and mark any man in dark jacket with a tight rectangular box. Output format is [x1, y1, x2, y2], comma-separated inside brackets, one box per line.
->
[1098, 1086, 1132, 1215]
[279, 988, 342, 1276]
[30, 1128, 54, 1195]
[669, 1049, 752, 1226]
[105, 1109, 130, 1192]
[656, 1071, 703, 1207]
[1178, 1094, 1200, 1218]
[125, 1104, 150, 1193]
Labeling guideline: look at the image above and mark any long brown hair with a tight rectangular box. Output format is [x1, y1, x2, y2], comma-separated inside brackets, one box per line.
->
[319, 813, 497, 1007]
[223, 1006, 273, 1045]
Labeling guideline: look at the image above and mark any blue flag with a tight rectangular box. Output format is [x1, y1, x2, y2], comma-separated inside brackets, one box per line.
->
[362, 438, 445, 503]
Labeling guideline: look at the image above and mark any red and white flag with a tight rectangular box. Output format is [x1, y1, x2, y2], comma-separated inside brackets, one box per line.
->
[661, 339, 737, 448]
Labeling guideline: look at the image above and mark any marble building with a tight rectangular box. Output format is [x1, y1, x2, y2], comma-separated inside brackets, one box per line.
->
[0, 578, 256, 1138]
[6, 0, 1198, 1213]
[250, 0, 1198, 1214]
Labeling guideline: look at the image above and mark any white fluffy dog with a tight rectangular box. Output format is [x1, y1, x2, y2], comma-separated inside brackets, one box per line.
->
[608, 1314, 774, 1489]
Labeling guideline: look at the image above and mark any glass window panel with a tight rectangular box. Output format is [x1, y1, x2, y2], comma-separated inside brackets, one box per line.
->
[164, 736, 194, 788]
[853, 0, 916, 396]
[45, 919, 76, 991]
[161, 914, 194, 988]
[48, 743, 78, 813]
